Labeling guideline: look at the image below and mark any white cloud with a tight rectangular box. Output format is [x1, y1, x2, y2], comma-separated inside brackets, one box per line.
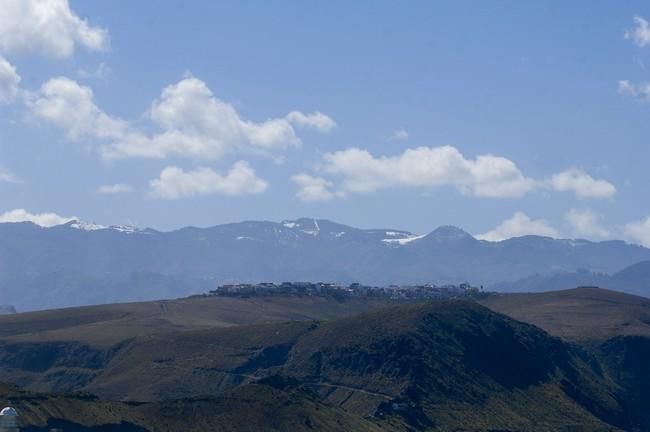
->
[625, 16, 650, 47]
[96, 183, 133, 194]
[550, 168, 616, 199]
[143, 76, 301, 156]
[286, 111, 337, 133]
[565, 208, 611, 238]
[28, 75, 333, 162]
[320, 146, 535, 198]
[0, 172, 20, 183]
[623, 216, 650, 247]
[476, 212, 560, 242]
[149, 161, 269, 200]
[618, 80, 650, 101]
[0, 0, 108, 58]
[291, 173, 337, 202]
[0, 208, 75, 227]
[388, 129, 409, 141]
[0, 57, 20, 104]
[28, 77, 127, 140]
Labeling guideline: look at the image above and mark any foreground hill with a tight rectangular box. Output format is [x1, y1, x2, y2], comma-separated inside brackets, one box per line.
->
[0, 382, 383, 432]
[1, 297, 646, 431]
[2, 218, 650, 310]
[481, 287, 650, 429]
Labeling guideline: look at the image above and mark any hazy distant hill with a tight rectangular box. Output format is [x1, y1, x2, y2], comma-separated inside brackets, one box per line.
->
[1, 218, 650, 310]
[492, 260, 650, 295]
[0, 305, 15, 315]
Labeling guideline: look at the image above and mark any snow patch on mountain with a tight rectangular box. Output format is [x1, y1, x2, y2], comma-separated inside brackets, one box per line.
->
[382, 234, 426, 245]
[110, 225, 142, 234]
[70, 221, 107, 231]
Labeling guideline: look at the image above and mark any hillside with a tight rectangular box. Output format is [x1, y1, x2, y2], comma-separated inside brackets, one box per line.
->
[481, 287, 650, 342]
[481, 287, 650, 430]
[0, 298, 643, 431]
[0, 295, 392, 347]
[0, 381, 384, 432]
[2, 218, 650, 311]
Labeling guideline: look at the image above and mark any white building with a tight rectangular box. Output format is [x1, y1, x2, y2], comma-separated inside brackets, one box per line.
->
[0, 407, 19, 432]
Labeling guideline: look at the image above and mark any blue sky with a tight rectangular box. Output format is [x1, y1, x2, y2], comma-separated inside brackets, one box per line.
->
[0, 0, 650, 245]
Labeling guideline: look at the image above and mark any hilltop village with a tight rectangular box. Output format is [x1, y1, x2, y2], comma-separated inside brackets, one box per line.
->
[206, 281, 484, 300]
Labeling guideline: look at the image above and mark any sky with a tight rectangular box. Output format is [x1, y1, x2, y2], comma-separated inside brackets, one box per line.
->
[0, 1, 650, 245]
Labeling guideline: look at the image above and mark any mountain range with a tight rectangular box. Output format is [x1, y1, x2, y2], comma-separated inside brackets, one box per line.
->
[2, 217, 650, 310]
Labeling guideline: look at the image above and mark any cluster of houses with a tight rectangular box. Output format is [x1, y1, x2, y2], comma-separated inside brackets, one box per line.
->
[207, 281, 483, 300]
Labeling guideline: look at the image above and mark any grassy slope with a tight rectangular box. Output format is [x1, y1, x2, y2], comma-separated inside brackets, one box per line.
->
[0, 382, 385, 432]
[480, 287, 650, 342]
[1, 293, 647, 430]
[481, 287, 650, 431]
[0, 295, 393, 348]
[21, 301, 625, 430]
[282, 301, 623, 431]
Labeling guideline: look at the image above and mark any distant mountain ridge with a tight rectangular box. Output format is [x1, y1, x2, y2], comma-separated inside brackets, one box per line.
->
[1, 217, 650, 310]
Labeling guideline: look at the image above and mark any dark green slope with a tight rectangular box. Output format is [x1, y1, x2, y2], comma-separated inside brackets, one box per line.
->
[281, 301, 624, 431]
[0, 382, 385, 432]
[481, 287, 650, 431]
[596, 336, 650, 431]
